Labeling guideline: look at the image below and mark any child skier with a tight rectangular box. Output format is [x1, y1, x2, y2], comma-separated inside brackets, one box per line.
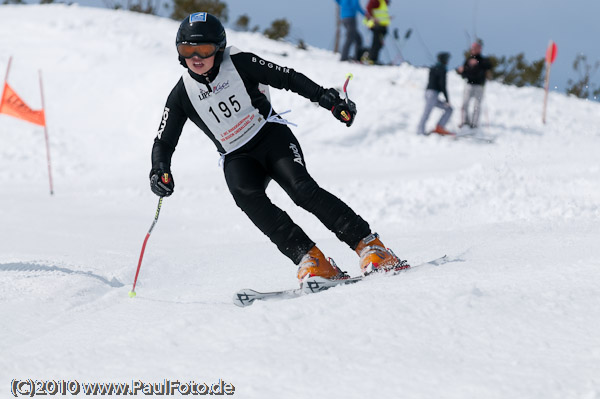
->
[149, 12, 408, 285]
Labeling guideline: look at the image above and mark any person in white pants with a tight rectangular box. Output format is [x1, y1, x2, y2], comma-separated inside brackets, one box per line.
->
[456, 40, 492, 128]
[461, 84, 484, 128]
[417, 52, 453, 135]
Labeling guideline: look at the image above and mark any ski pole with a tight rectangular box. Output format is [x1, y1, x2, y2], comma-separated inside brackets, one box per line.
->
[391, 28, 411, 64]
[340, 73, 356, 124]
[343, 73, 353, 102]
[129, 197, 164, 298]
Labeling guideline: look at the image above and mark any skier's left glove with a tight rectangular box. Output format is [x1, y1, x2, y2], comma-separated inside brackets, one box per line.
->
[149, 164, 174, 197]
[332, 99, 357, 127]
[318, 88, 357, 127]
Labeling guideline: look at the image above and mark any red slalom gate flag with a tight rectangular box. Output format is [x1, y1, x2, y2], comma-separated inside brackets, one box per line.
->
[0, 82, 46, 126]
[542, 40, 558, 124]
[546, 41, 558, 64]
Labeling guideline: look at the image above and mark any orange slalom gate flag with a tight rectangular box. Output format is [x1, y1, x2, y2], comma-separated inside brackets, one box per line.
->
[0, 82, 46, 126]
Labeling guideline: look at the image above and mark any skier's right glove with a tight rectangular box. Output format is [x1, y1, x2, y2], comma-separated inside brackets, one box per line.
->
[318, 88, 357, 127]
[149, 165, 174, 197]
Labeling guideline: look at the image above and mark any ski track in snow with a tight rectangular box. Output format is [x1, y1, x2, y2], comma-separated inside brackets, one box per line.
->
[1, 5, 600, 399]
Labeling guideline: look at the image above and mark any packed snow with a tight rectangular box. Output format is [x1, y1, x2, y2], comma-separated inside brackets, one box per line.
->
[1, 5, 599, 399]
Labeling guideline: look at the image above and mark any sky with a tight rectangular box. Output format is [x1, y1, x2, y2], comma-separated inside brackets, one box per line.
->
[38, 0, 599, 94]
[2, 5, 600, 398]
[221, 0, 600, 94]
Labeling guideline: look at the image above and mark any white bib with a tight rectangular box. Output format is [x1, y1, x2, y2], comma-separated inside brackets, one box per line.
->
[182, 47, 270, 154]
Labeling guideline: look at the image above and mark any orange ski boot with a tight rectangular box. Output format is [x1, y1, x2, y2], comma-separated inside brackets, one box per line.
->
[297, 246, 348, 285]
[432, 125, 455, 136]
[355, 233, 410, 275]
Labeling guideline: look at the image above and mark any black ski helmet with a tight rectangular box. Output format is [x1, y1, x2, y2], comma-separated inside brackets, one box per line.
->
[176, 12, 226, 67]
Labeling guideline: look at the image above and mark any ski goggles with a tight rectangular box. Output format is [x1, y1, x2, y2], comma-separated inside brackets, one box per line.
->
[177, 43, 219, 59]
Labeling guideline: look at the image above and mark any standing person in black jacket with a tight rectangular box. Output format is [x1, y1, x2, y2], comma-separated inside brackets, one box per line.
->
[456, 40, 492, 128]
[417, 52, 453, 135]
[150, 12, 409, 286]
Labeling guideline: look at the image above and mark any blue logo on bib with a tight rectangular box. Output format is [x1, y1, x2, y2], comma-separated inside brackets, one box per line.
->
[189, 12, 207, 23]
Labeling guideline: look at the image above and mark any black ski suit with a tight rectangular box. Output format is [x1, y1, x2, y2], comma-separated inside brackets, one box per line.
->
[151, 47, 370, 264]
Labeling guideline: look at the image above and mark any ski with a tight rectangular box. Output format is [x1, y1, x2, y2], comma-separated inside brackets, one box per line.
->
[429, 130, 457, 137]
[302, 255, 449, 294]
[233, 255, 452, 307]
[453, 128, 496, 143]
[233, 287, 303, 307]
[453, 130, 477, 138]
[454, 134, 495, 143]
[429, 129, 494, 143]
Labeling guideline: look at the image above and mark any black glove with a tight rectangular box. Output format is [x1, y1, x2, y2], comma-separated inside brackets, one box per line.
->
[332, 98, 356, 127]
[149, 164, 174, 197]
[318, 88, 357, 127]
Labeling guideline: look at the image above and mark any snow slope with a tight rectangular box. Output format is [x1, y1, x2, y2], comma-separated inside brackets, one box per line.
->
[1, 5, 599, 398]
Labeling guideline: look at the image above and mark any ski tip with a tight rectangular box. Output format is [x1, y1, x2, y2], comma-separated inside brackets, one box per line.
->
[427, 255, 448, 265]
[302, 276, 330, 294]
[233, 289, 259, 307]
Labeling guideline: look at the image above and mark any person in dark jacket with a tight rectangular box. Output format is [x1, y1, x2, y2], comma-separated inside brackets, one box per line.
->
[417, 52, 453, 135]
[456, 40, 492, 128]
[150, 12, 409, 286]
